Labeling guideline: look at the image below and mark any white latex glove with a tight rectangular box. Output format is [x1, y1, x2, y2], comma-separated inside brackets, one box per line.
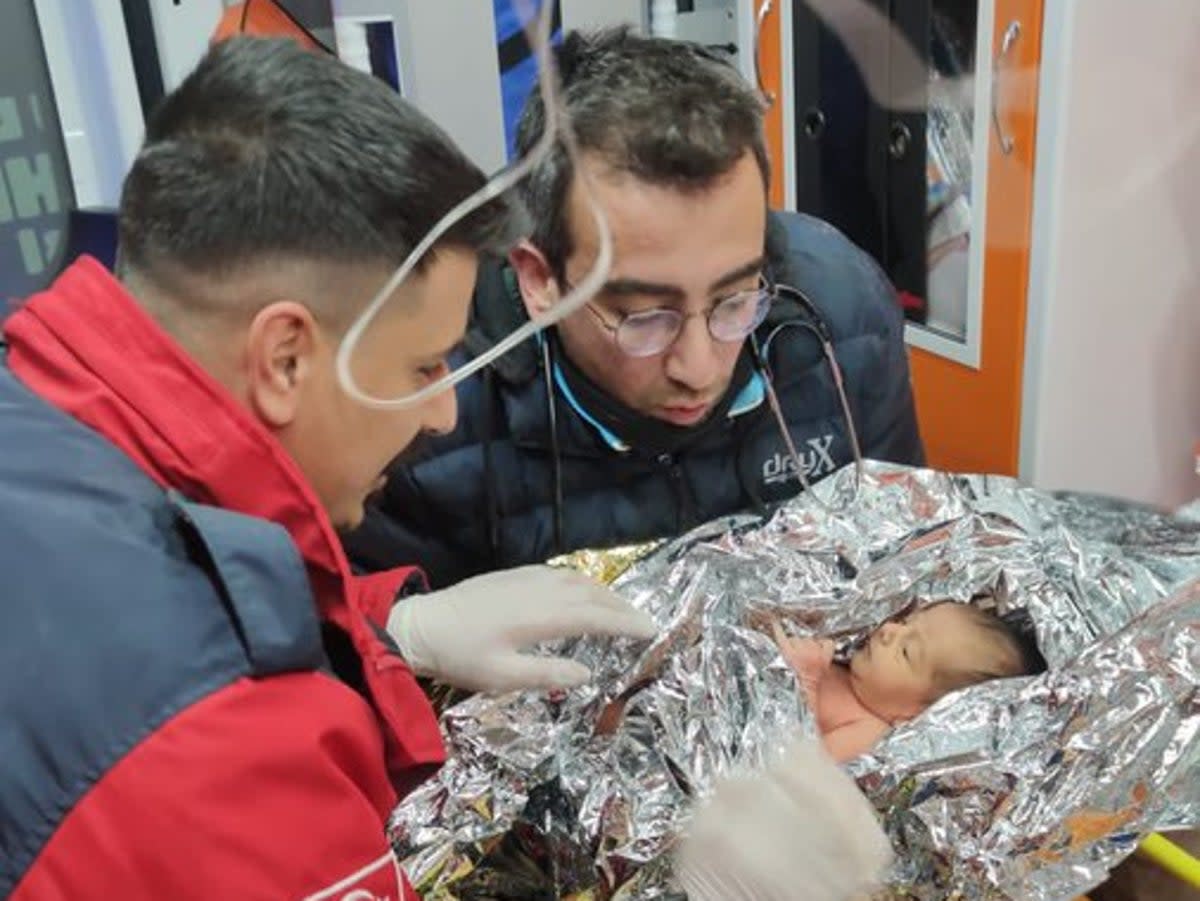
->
[676, 737, 893, 901]
[387, 565, 657, 693]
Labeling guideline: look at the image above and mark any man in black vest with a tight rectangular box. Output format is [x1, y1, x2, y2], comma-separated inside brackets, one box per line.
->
[346, 27, 924, 589]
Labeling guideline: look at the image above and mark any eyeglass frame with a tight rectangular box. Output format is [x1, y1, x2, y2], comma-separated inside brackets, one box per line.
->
[564, 275, 776, 358]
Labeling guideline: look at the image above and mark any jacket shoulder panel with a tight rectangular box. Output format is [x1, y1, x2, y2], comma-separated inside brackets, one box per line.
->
[11, 673, 409, 901]
[768, 210, 903, 343]
[0, 368, 325, 892]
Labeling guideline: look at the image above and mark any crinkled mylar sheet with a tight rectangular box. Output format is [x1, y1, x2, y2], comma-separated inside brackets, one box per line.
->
[392, 462, 1200, 901]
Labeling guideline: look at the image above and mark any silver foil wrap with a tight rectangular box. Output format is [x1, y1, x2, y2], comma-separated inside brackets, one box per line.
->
[391, 462, 1200, 901]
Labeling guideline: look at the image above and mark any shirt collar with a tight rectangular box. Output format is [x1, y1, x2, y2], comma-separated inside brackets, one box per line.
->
[3, 257, 354, 614]
[547, 342, 766, 453]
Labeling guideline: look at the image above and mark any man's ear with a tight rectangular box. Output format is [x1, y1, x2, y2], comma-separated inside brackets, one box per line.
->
[244, 300, 321, 428]
[508, 240, 560, 320]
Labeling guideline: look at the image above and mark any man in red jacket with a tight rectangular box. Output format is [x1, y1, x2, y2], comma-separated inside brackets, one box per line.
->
[0, 37, 655, 900]
[0, 36, 891, 901]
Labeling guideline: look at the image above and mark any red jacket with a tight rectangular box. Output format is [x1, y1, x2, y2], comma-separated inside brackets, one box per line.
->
[4, 257, 443, 899]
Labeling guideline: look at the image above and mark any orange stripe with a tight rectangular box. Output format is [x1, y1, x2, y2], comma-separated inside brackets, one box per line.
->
[211, 1, 323, 51]
[758, 3, 787, 209]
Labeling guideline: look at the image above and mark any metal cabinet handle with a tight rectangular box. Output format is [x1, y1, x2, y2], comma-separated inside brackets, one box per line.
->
[990, 20, 1021, 155]
[754, 0, 776, 107]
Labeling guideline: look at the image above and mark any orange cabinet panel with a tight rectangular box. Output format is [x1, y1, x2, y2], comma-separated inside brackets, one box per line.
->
[909, 0, 1045, 475]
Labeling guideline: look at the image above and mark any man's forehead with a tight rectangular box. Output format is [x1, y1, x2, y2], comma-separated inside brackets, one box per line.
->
[563, 154, 767, 268]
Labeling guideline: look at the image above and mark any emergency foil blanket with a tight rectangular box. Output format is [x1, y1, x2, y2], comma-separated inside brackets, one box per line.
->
[391, 462, 1200, 901]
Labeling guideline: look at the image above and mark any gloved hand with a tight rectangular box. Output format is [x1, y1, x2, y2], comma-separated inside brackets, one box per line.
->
[675, 737, 893, 901]
[387, 565, 657, 693]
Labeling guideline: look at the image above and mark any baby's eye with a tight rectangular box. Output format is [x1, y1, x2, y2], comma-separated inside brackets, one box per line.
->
[902, 646, 911, 661]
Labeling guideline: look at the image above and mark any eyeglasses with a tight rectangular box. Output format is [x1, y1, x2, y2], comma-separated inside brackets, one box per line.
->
[578, 279, 774, 358]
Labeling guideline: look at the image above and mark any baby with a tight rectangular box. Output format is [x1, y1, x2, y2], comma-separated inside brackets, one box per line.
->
[773, 602, 1046, 762]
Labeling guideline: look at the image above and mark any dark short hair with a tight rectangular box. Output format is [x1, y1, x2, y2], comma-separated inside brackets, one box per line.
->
[932, 603, 1048, 698]
[119, 37, 521, 295]
[515, 27, 769, 277]
[995, 607, 1048, 676]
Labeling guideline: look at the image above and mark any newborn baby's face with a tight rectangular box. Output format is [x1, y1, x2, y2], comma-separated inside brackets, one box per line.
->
[847, 603, 1011, 723]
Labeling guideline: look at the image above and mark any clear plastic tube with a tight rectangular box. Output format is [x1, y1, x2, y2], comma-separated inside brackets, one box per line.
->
[335, 0, 613, 410]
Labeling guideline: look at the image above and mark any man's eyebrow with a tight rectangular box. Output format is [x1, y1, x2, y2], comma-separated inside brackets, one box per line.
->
[598, 255, 767, 301]
[599, 278, 686, 300]
[709, 256, 767, 293]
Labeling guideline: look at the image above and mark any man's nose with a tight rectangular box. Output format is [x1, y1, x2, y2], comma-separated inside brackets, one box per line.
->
[663, 315, 721, 392]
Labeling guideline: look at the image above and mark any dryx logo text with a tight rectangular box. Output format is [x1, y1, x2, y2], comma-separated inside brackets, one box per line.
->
[761, 434, 836, 486]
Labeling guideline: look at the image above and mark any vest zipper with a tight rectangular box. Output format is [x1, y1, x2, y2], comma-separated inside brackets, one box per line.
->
[657, 453, 696, 530]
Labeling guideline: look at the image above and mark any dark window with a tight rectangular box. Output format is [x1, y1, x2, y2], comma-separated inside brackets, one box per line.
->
[0, 0, 75, 308]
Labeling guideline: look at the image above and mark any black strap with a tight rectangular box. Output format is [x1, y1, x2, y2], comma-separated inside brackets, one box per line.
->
[496, 0, 562, 74]
[483, 366, 502, 566]
[541, 339, 565, 555]
[118, 0, 165, 120]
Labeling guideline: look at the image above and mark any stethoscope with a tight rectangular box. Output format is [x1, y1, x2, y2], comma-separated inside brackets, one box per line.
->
[748, 282, 865, 515]
[537, 281, 867, 554]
